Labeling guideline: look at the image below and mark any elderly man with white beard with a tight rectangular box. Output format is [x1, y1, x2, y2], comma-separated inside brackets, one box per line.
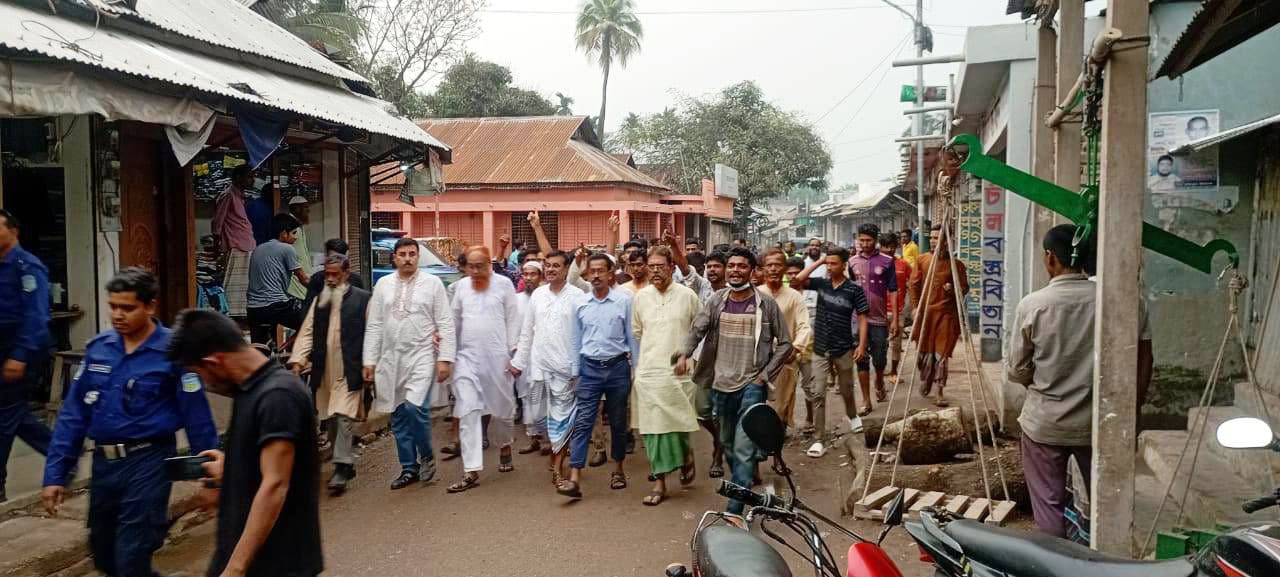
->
[289, 254, 372, 494]
[364, 238, 456, 490]
[447, 245, 521, 493]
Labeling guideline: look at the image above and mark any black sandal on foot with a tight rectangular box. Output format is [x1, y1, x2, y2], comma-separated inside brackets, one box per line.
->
[446, 473, 479, 493]
[708, 457, 725, 479]
[518, 440, 542, 455]
[440, 442, 460, 461]
[610, 471, 627, 490]
[498, 453, 514, 473]
[556, 480, 582, 499]
[679, 461, 696, 486]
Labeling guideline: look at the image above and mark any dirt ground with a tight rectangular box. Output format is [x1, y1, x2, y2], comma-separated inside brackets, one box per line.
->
[146, 344, 1025, 577]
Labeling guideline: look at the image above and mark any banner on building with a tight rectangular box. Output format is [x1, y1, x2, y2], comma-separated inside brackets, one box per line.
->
[1147, 109, 1236, 212]
[980, 181, 1005, 360]
[900, 85, 948, 103]
[958, 178, 983, 322]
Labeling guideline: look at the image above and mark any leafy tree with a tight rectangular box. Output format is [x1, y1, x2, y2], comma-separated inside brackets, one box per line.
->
[424, 55, 557, 118]
[253, 0, 363, 59]
[354, 0, 485, 115]
[575, 0, 643, 139]
[610, 81, 832, 232]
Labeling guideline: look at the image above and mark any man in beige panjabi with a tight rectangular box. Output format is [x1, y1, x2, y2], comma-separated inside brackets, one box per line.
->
[288, 253, 372, 494]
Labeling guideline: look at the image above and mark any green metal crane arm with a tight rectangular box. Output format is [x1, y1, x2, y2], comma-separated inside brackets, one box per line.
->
[947, 133, 1239, 274]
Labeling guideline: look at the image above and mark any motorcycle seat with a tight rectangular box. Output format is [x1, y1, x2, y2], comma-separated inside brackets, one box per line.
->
[696, 525, 793, 577]
[943, 520, 1196, 577]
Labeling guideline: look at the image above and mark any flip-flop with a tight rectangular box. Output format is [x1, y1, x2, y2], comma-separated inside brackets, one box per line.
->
[643, 492, 665, 506]
[876, 387, 887, 403]
[517, 440, 542, 455]
[589, 448, 608, 467]
[440, 442, 460, 461]
[556, 480, 582, 499]
[498, 454, 514, 473]
[708, 455, 725, 479]
[446, 474, 479, 493]
[858, 406, 874, 417]
[679, 461, 696, 486]
[806, 442, 827, 458]
[610, 471, 627, 490]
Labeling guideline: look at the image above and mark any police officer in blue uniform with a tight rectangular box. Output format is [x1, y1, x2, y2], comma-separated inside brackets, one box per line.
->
[42, 268, 218, 577]
[0, 209, 53, 503]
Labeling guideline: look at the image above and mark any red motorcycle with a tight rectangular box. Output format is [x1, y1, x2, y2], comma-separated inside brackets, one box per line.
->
[666, 403, 907, 577]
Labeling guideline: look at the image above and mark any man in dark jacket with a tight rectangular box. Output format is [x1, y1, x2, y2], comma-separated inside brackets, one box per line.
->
[303, 238, 364, 311]
[288, 253, 371, 493]
[676, 247, 792, 515]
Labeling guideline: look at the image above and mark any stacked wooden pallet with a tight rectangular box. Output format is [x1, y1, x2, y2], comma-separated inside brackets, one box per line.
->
[852, 486, 1017, 526]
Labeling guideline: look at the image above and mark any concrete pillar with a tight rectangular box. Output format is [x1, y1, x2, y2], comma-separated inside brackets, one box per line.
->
[482, 210, 495, 250]
[1090, 0, 1147, 556]
[1055, 0, 1085, 195]
[617, 209, 631, 250]
[1031, 24, 1058, 290]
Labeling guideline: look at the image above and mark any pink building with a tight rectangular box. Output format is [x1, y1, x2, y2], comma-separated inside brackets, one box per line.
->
[371, 116, 734, 250]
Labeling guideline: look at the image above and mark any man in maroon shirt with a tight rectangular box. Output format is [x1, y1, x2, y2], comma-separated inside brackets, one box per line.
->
[848, 224, 897, 408]
[879, 233, 911, 380]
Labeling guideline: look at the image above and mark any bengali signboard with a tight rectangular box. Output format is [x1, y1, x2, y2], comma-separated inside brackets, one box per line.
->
[958, 178, 983, 322]
[980, 182, 1005, 359]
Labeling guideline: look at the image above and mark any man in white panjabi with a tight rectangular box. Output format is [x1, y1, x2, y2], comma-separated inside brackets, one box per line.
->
[363, 238, 455, 491]
[513, 259, 549, 456]
[447, 246, 521, 493]
[511, 250, 584, 487]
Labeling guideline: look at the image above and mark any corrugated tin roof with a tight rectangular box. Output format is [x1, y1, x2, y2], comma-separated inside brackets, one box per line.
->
[86, 0, 367, 83]
[0, 2, 447, 153]
[1156, 0, 1280, 79]
[1171, 112, 1280, 154]
[377, 117, 667, 191]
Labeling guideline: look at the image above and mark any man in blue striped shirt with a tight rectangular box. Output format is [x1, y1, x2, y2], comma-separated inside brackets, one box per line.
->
[558, 253, 638, 500]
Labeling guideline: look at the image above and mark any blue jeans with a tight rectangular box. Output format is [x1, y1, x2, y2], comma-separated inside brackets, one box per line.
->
[89, 440, 173, 577]
[569, 358, 631, 469]
[712, 383, 768, 514]
[0, 399, 51, 492]
[391, 401, 433, 473]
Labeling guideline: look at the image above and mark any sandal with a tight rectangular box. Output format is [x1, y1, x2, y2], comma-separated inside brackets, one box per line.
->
[446, 473, 479, 493]
[518, 439, 542, 455]
[551, 470, 564, 486]
[498, 453, 514, 473]
[933, 397, 950, 408]
[643, 491, 665, 506]
[876, 386, 887, 403]
[858, 405, 874, 417]
[556, 479, 582, 499]
[588, 447, 608, 468]
[708, 453, 725, 479]
[440, 442, 460, 461]
[679, 461, 696, 486]
[610, 471, 627, 490]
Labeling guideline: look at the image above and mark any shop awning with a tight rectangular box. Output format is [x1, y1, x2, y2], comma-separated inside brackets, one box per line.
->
[0, 2, 449, 160]
[1156, 0, 1280, 79]
[1170, 112, 1280, 154]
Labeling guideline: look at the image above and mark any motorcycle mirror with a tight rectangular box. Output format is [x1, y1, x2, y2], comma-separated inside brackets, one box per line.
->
[883, 491, 906, 527]
[1217, 417, 1278, 450]
[741, 403, 786, 456]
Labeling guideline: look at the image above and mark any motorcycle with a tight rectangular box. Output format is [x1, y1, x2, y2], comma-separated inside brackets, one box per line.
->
[903, 416, 1280, 577]
[665, 403, 908, 577]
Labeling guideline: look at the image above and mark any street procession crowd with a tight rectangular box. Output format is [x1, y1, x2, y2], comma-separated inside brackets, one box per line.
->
[0, 181, 987, 576]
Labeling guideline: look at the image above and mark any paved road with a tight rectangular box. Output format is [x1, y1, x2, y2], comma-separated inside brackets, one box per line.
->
[153, 412, 936, 577]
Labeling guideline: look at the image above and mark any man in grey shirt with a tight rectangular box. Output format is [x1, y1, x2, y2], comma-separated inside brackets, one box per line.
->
[1008, 224, 1152, 538]
[246, 213, 310, 344]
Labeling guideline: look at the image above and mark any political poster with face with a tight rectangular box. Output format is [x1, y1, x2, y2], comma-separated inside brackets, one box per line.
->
[1147, 110, 1235, 212]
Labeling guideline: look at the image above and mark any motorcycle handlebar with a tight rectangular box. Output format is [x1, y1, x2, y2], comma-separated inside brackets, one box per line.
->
[1243, 496, 1278, 514]
[717, 480, 780, 510]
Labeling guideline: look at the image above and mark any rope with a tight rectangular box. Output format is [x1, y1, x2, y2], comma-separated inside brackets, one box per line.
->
[1138, 269, 1260, 555]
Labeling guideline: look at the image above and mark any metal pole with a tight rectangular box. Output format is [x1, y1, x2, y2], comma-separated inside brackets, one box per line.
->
[914, 0, 927, 252]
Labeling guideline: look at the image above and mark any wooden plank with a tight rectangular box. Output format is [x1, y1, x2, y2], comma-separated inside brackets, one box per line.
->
[963, 498, 991, 521]
[909, 491, 946, 513]
[985, 500, 1017, 526]
[1092, 0, 1148, 556]
[854, 486, 900, 518]
[879, 488, 921, 518]
[943, 495, 970, 515]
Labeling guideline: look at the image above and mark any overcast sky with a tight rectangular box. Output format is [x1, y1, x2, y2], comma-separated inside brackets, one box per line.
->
[449, 1, 1104, 190]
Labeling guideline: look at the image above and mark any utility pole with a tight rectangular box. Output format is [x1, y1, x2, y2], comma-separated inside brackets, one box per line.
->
[913, 0, 927, 252]
[1092, 0, 1147, 556]
[1055, 0, 1085, 196]
[882, 0, 929, 251]
[1031, 12, 1058, 290]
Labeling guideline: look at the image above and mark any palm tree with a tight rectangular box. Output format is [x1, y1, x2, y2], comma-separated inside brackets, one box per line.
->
[554, 92, 575, 116]
[252, 0, 363, 60]
[575, 0, 643, 140]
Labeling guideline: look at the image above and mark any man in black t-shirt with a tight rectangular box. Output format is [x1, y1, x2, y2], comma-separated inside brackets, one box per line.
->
[167, 309, 322, 577]
[790, 246, 870, 458]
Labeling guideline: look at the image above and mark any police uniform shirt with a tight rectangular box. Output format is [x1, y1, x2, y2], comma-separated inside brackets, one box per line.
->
[42, 322, 219, 486]
[0, 244, 50, 365]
